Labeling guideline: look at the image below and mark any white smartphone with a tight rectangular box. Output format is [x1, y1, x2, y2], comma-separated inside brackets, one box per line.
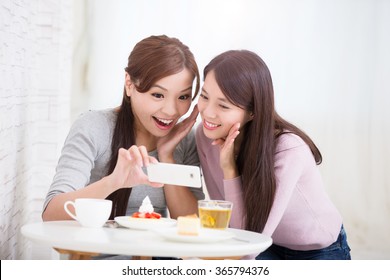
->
[146, 163, 202, 188]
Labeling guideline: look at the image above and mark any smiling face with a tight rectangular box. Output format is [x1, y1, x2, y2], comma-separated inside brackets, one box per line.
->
[197, 70, 253, 140]
[126, 68, 194, 140]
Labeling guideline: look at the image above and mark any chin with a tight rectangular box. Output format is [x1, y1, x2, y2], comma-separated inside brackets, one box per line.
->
[156, 130, 172, 138]
[203, 127, 221, 140]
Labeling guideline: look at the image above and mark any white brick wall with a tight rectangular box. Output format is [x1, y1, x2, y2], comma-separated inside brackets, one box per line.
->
[0, 0, 73, 259]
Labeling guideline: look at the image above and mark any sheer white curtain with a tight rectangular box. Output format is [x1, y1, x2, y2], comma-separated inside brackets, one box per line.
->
[74, 0, 390, 258]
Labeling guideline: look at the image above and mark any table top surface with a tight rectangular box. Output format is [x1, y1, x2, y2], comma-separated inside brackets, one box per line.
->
[21, 220, 272, 258]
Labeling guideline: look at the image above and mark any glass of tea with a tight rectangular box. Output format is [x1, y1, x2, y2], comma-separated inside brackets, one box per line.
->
[198, 200, 233, 230]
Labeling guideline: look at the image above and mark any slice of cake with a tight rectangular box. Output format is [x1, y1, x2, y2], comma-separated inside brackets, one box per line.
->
[177, 214, 200, 236]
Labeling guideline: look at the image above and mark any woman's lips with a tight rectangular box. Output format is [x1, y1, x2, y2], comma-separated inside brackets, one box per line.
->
[153, 116, 175, 130]
[203, 120, 221, 130]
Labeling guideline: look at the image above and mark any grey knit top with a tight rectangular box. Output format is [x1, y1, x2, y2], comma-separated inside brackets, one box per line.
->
[43, 109, 204, 217]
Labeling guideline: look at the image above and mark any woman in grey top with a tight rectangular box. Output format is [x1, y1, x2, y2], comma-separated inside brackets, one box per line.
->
[42, 35, 204, 222]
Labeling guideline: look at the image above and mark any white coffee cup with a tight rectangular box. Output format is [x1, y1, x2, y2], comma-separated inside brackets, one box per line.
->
[64, 198, 112, 228]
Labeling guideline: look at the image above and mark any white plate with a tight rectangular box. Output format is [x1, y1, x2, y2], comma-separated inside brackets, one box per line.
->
[153, 227, 235, 243]
[114, 216, 176, 230]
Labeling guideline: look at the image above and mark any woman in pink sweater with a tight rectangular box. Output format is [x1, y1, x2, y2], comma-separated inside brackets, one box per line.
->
[195, 50, 351, 260]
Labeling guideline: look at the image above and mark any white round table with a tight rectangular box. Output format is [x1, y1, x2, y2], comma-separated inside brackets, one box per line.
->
[21, 220, 272, 259]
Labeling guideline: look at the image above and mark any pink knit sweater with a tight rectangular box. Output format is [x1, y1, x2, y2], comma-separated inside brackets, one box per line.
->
[196, 125, 342, 251]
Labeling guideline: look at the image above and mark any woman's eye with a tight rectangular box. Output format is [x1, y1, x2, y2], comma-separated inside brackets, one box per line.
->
[152, 93, 164, 99]
[179, 94, 191, 100]
[200, 93, 208, 100]
[220, 104, 230, 109]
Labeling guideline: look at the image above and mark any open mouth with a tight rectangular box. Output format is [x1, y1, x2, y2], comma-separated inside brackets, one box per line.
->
[204, 120, 221, 130]
[153, 116, 174, 129]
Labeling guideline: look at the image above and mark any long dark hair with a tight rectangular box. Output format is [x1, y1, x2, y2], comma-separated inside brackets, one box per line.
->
[106, 35, 200, 218]
[203, 50, 322, 232]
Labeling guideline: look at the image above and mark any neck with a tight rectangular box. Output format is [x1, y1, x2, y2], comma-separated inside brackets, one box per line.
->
[134, 125, 157, 152]
[136, 134, 157, 152]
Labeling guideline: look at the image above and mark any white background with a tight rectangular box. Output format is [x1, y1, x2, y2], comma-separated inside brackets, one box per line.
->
[1, 0, 389, 260]
[73, 0, 390, 259]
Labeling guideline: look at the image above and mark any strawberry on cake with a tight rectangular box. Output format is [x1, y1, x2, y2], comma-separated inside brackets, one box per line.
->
[132, 196, 161, 219]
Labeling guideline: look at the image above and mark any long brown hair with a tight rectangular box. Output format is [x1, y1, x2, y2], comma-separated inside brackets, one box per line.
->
[203, 50, 322, 232]
[106, 35, 200, 218]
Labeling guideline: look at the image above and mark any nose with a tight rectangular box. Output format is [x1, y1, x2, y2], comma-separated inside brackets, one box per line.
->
[199, 102, 216, 119]
[161, 99, 179, 117]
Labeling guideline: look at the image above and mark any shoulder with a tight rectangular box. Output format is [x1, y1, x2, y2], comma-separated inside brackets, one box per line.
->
[71, 109, 117, 135]
[74, 109, 116, 128]
[66, 109, 117, 151]
[275, 132, 307, 153]
[274, 132, 316, 167]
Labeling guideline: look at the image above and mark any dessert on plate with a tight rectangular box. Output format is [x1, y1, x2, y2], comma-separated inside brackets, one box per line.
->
[132, 196, 161, 219]
[177, 214, 200, 236]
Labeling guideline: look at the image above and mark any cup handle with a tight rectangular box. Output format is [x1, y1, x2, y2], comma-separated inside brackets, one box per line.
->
[64, 201, 78, 221]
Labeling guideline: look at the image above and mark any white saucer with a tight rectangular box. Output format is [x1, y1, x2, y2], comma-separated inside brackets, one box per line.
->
[114, 216, 176, 230]
[153, 227, 235, 243]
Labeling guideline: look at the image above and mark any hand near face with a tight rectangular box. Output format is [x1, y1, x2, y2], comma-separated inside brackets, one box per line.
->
[109, 146, 164, 190]
[156, 105, 199, 163]
[212, 123, 241, 179]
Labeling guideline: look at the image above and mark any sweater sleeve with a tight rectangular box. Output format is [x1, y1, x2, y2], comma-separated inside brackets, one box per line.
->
[261, 135, 308, 237]
[223, 177, 245, 229]
[43, 111, 111, 211]
[196, 125, 246, 229]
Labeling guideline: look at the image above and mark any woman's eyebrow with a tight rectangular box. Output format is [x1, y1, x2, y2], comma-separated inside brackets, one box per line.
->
[180, 86, 193, 93]
[151, 84, 168, 91]
[152, 85, 192, 93]
[201, 88, 228, 102]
